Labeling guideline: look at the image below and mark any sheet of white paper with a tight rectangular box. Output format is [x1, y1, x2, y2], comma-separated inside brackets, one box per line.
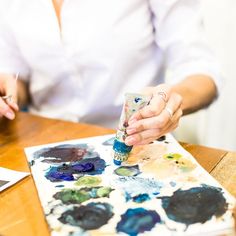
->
[0, 167, 29, 192]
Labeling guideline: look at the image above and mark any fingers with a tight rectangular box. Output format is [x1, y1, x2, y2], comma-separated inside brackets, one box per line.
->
[125, 108, 182, 145]
[0, 74, 19, 120]
[125, 85, 183, 146]
[129, 84, 171, 123]
[5, 75, 18, 108]
[0, 98, 16, 120]
[127, 93, 182, 133]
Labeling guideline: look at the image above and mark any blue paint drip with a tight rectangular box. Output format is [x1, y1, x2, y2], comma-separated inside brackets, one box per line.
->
[45, 157, 106, 182]
[116, 208, 161, 236]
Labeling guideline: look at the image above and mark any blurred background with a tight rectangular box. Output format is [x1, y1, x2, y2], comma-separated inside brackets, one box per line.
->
[174, 0, 236, 151]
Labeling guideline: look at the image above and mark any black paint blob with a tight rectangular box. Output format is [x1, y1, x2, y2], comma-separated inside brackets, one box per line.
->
[58, 202, 114, 230]
[161, 185, 228, 226]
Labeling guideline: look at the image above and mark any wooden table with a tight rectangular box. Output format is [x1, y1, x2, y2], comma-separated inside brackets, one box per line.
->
[0, 112, 236, 236]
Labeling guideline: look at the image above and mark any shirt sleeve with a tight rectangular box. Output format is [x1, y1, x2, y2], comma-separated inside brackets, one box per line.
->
[149, 0, 223, 94]
[0, 12, 30, 80]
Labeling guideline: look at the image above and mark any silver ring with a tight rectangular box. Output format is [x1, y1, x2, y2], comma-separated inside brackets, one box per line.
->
[158, 92, 167, 103]
[2, 95, 12, 103]
[165, 107, 173, 119]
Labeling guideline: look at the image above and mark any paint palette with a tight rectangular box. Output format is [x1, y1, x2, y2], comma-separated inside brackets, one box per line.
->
[25, 134, 235, 236]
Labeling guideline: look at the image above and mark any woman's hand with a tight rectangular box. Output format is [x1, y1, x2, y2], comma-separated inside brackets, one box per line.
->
[0, 74, 19, 120]
[125, 84, 183, 145]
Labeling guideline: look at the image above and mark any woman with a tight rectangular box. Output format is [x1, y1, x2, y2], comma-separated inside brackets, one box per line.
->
[0, 0, 221, 146]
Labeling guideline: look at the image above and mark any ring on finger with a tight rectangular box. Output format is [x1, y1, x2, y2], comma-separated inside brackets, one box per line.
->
[158, 91, 167, 103]
[2, 95, 12, 103]
[165, 107, 174, 119]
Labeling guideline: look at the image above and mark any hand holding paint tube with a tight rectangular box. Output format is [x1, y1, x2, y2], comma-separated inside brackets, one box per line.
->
[113, 93, 151, 165]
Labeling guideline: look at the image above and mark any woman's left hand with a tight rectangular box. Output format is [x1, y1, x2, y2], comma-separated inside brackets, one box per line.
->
[125, 84, 183, 146]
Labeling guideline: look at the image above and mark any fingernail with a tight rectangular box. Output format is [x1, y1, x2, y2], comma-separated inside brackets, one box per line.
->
[125, 136, 136, 146]
[5, 112, 15, 120]
[10, 102, 19, 111]
[126, 128, 136, 135]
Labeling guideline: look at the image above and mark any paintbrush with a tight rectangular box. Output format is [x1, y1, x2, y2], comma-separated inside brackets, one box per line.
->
[1, 73, 19, 103]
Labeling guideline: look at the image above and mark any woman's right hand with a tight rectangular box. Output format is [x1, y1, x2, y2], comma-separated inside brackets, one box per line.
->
[0, 74, 19, 120]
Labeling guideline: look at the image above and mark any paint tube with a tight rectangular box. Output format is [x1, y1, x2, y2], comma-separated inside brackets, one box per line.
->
[113, 93, 151, 165]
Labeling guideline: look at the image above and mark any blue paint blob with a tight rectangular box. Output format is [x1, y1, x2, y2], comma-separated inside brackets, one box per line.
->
[46, 166, 75, 182]
[72, 162, 94, 172]
[45, 157, 106, 182]
[116, 208, 161, 236]
[133, 194, 151, 203]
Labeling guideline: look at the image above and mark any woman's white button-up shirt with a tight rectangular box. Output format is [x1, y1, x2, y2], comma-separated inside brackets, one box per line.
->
[0, 0, 222, 127]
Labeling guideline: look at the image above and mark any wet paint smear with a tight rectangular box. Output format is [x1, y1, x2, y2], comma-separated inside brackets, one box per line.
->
[164, 153, 182, 160]
[53, 187, 114, 204]
[157, 136, 166, 142]
[132, 194, 151, 203]
[114, 165, 140, 177]
[33, 144, 99, 163]
[45, 157, 106, 182]
[75, 176, 102, 187]
[116, 177, 163, 202]
[58, 202, 114, 230]
[102, 137, 115, 146]
[55, 184, 65, 188]
[116, 208, 161, 236]
[161, 184, 228, 226]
